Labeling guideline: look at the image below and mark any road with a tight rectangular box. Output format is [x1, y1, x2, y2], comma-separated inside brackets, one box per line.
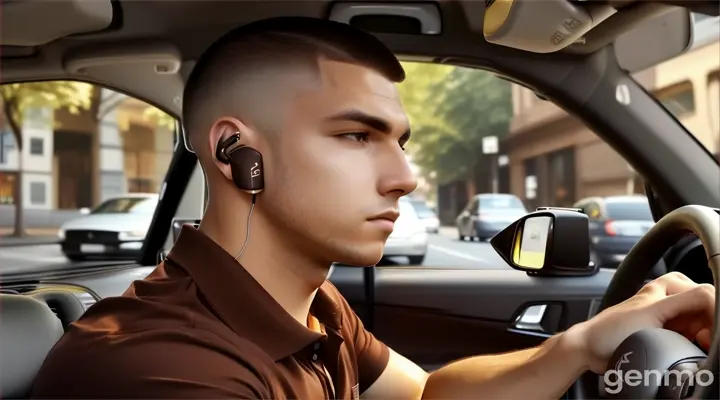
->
[0, 228, 510, 275]
[380, 228, 508, 269]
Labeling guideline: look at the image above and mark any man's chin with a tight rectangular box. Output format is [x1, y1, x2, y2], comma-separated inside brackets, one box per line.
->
[334, 249, 384, 267]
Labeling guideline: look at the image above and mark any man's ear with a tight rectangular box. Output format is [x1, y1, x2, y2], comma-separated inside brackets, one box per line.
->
[208, 117, 253, 182]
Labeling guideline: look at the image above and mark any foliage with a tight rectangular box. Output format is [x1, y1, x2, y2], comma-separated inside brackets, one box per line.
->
[0, 81, 95, 237]
[0, 81, 94, 145]
[397, 62, 513, 184]
[142, 106, 177, 130]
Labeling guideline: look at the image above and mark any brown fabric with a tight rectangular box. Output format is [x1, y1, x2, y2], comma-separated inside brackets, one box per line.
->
[30, 226, 390, 399]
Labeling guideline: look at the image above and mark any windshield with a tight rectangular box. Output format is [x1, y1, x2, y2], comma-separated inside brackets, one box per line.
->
[605, 201, 654, 221]
[92, 197, 158, 214]
[479, 196, 526, 211]
[411, 200, 436, 218]
[0, 15, 717, 275]
[398, 200, 419, 221]
[649, 13, 719, 160]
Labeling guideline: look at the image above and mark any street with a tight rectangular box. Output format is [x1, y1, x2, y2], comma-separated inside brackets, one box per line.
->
[0, 228, 510, 275]
[380, 227, 508, 269]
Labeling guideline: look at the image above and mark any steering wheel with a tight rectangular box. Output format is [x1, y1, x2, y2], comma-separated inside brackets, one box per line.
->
[587, 205, 720, 399]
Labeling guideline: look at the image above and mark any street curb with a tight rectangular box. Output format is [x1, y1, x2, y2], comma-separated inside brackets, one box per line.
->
[0, 238, 59, 248]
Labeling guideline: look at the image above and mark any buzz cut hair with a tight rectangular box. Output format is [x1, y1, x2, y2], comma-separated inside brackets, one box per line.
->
[182, 16, 405, 153]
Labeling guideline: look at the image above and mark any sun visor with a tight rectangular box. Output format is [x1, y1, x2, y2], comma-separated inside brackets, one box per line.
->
[63, 42, 184, 137]
[2, 0, 114, 46]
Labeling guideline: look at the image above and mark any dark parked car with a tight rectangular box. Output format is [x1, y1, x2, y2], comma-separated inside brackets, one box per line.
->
[456, 193, 528, 241]
[573, 195, 655, 268]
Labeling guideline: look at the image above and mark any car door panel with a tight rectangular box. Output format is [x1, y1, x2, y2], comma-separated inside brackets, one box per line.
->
[330, 265, 613, 369]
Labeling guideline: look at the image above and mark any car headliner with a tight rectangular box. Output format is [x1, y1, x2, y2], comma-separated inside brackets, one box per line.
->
[1, 0, 686, 120]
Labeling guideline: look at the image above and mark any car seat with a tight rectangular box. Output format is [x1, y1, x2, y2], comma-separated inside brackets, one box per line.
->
[0, 294, 64, 398]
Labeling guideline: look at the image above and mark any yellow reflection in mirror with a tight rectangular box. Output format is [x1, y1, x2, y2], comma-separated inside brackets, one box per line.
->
[512, 216, 552, 269]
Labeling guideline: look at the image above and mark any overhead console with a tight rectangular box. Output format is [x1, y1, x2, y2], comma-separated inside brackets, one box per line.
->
[482, 0, 618, 53]
[2, 0, 115, 46]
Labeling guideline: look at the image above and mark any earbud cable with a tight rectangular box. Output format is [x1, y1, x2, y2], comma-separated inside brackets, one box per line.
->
[234, 193, 257, 262]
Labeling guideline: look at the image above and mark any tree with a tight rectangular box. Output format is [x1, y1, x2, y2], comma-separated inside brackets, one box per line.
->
[142, 107, 176, 131]
[0, 82, 93, 237]
[397, 62, 513, 187]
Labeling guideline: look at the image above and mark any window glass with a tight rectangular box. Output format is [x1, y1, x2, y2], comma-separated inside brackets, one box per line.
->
[30, 138, 44, 155]
[479, 196, 525, 210]
[376, 61, 662, 269]
[605, 201, 654, 221]
[656, 81, 695, 118]
[0, 81, 175, 270]
[92, 196, 158, 214]
[29, 181, 46, 205]
[649, 13, 719, 156]
[398, 199, 419, 220]
[411, 200, 436, 218]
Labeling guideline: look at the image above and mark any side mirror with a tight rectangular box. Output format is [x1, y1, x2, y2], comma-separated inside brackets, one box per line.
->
[490, 207, 597, 277]
[79, 207, 90, 215]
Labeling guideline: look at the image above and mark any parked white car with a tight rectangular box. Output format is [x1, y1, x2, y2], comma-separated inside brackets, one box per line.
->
[383, 198, 429, 264]
[409, 198, 440, 233]
[58, 193, 158, 261]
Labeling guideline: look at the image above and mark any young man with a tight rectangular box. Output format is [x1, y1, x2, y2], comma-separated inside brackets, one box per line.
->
[31, 17, 715, 399]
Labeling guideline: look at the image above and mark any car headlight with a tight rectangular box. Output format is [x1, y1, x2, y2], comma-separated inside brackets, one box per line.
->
[118, 230, 147, 241]
[57, 229, 65, 240]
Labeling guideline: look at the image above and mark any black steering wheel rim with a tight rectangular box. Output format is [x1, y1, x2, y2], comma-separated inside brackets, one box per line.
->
[584, 205, 720, 399]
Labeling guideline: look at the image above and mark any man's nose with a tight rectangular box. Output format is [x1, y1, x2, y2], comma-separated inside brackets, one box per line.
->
[377, 157, 418, 197]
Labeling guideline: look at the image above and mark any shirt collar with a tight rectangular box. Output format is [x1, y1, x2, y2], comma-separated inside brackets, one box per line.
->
[165, 225, 342, 361]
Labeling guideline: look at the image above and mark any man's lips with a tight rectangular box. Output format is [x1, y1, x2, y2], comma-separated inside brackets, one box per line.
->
[368, 209, 399, 223]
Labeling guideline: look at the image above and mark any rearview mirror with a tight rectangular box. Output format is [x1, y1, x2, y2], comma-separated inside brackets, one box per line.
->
[490, 207, 597, 277]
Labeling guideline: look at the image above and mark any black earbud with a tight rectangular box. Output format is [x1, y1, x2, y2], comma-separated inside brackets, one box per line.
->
[215, 133, 264, 194]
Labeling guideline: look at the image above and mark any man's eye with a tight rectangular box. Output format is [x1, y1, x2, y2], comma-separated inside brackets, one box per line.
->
[342, 132, 369, 143]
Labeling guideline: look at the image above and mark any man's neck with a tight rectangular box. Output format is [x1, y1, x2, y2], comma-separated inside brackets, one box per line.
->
[199, 203, 331, 326]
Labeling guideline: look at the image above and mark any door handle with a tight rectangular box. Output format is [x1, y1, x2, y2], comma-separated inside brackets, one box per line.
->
[511, 303, 562, 334]
[513, 304, 547, 331]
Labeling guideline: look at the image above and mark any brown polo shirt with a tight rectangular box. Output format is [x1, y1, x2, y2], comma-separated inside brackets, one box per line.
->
[30, 226, 390, 399]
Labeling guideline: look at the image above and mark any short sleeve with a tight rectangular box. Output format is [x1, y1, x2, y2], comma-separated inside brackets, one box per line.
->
[30, 327, 273, 399]
[324, 282, 390, 393]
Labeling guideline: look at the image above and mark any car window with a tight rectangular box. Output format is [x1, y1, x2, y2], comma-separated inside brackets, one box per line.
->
[0, 81, 175, 270]
[92, 197, 158, 214]
[382, 55, 708, 269]
[650, 13, 719, 160]
[411, 200, 436, 218]
[605, 201, 654, 221]
[479, 196, 525, 211]
[398, 200, 419, 220]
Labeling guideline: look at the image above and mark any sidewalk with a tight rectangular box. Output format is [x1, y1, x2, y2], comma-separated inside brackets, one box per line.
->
[438, 226, 458, 238]
[0, 228, 60, 247]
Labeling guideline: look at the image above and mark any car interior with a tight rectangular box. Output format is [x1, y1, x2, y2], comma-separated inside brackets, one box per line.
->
[1, 1, 719, 399]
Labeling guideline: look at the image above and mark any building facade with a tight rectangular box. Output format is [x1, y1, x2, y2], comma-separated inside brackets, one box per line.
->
[506, 16, 719, 209]
[0, 87, 174, 211]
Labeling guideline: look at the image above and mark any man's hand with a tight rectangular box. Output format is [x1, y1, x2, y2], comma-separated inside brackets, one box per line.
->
[576, 271, 715, 373]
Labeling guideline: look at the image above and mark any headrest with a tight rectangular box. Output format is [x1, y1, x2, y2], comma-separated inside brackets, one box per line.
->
[0, 294, 64, 398]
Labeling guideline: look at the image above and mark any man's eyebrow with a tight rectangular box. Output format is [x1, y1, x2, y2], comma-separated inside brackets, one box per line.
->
[325, 109, 391, 133]
[325, 109, 412, 143]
